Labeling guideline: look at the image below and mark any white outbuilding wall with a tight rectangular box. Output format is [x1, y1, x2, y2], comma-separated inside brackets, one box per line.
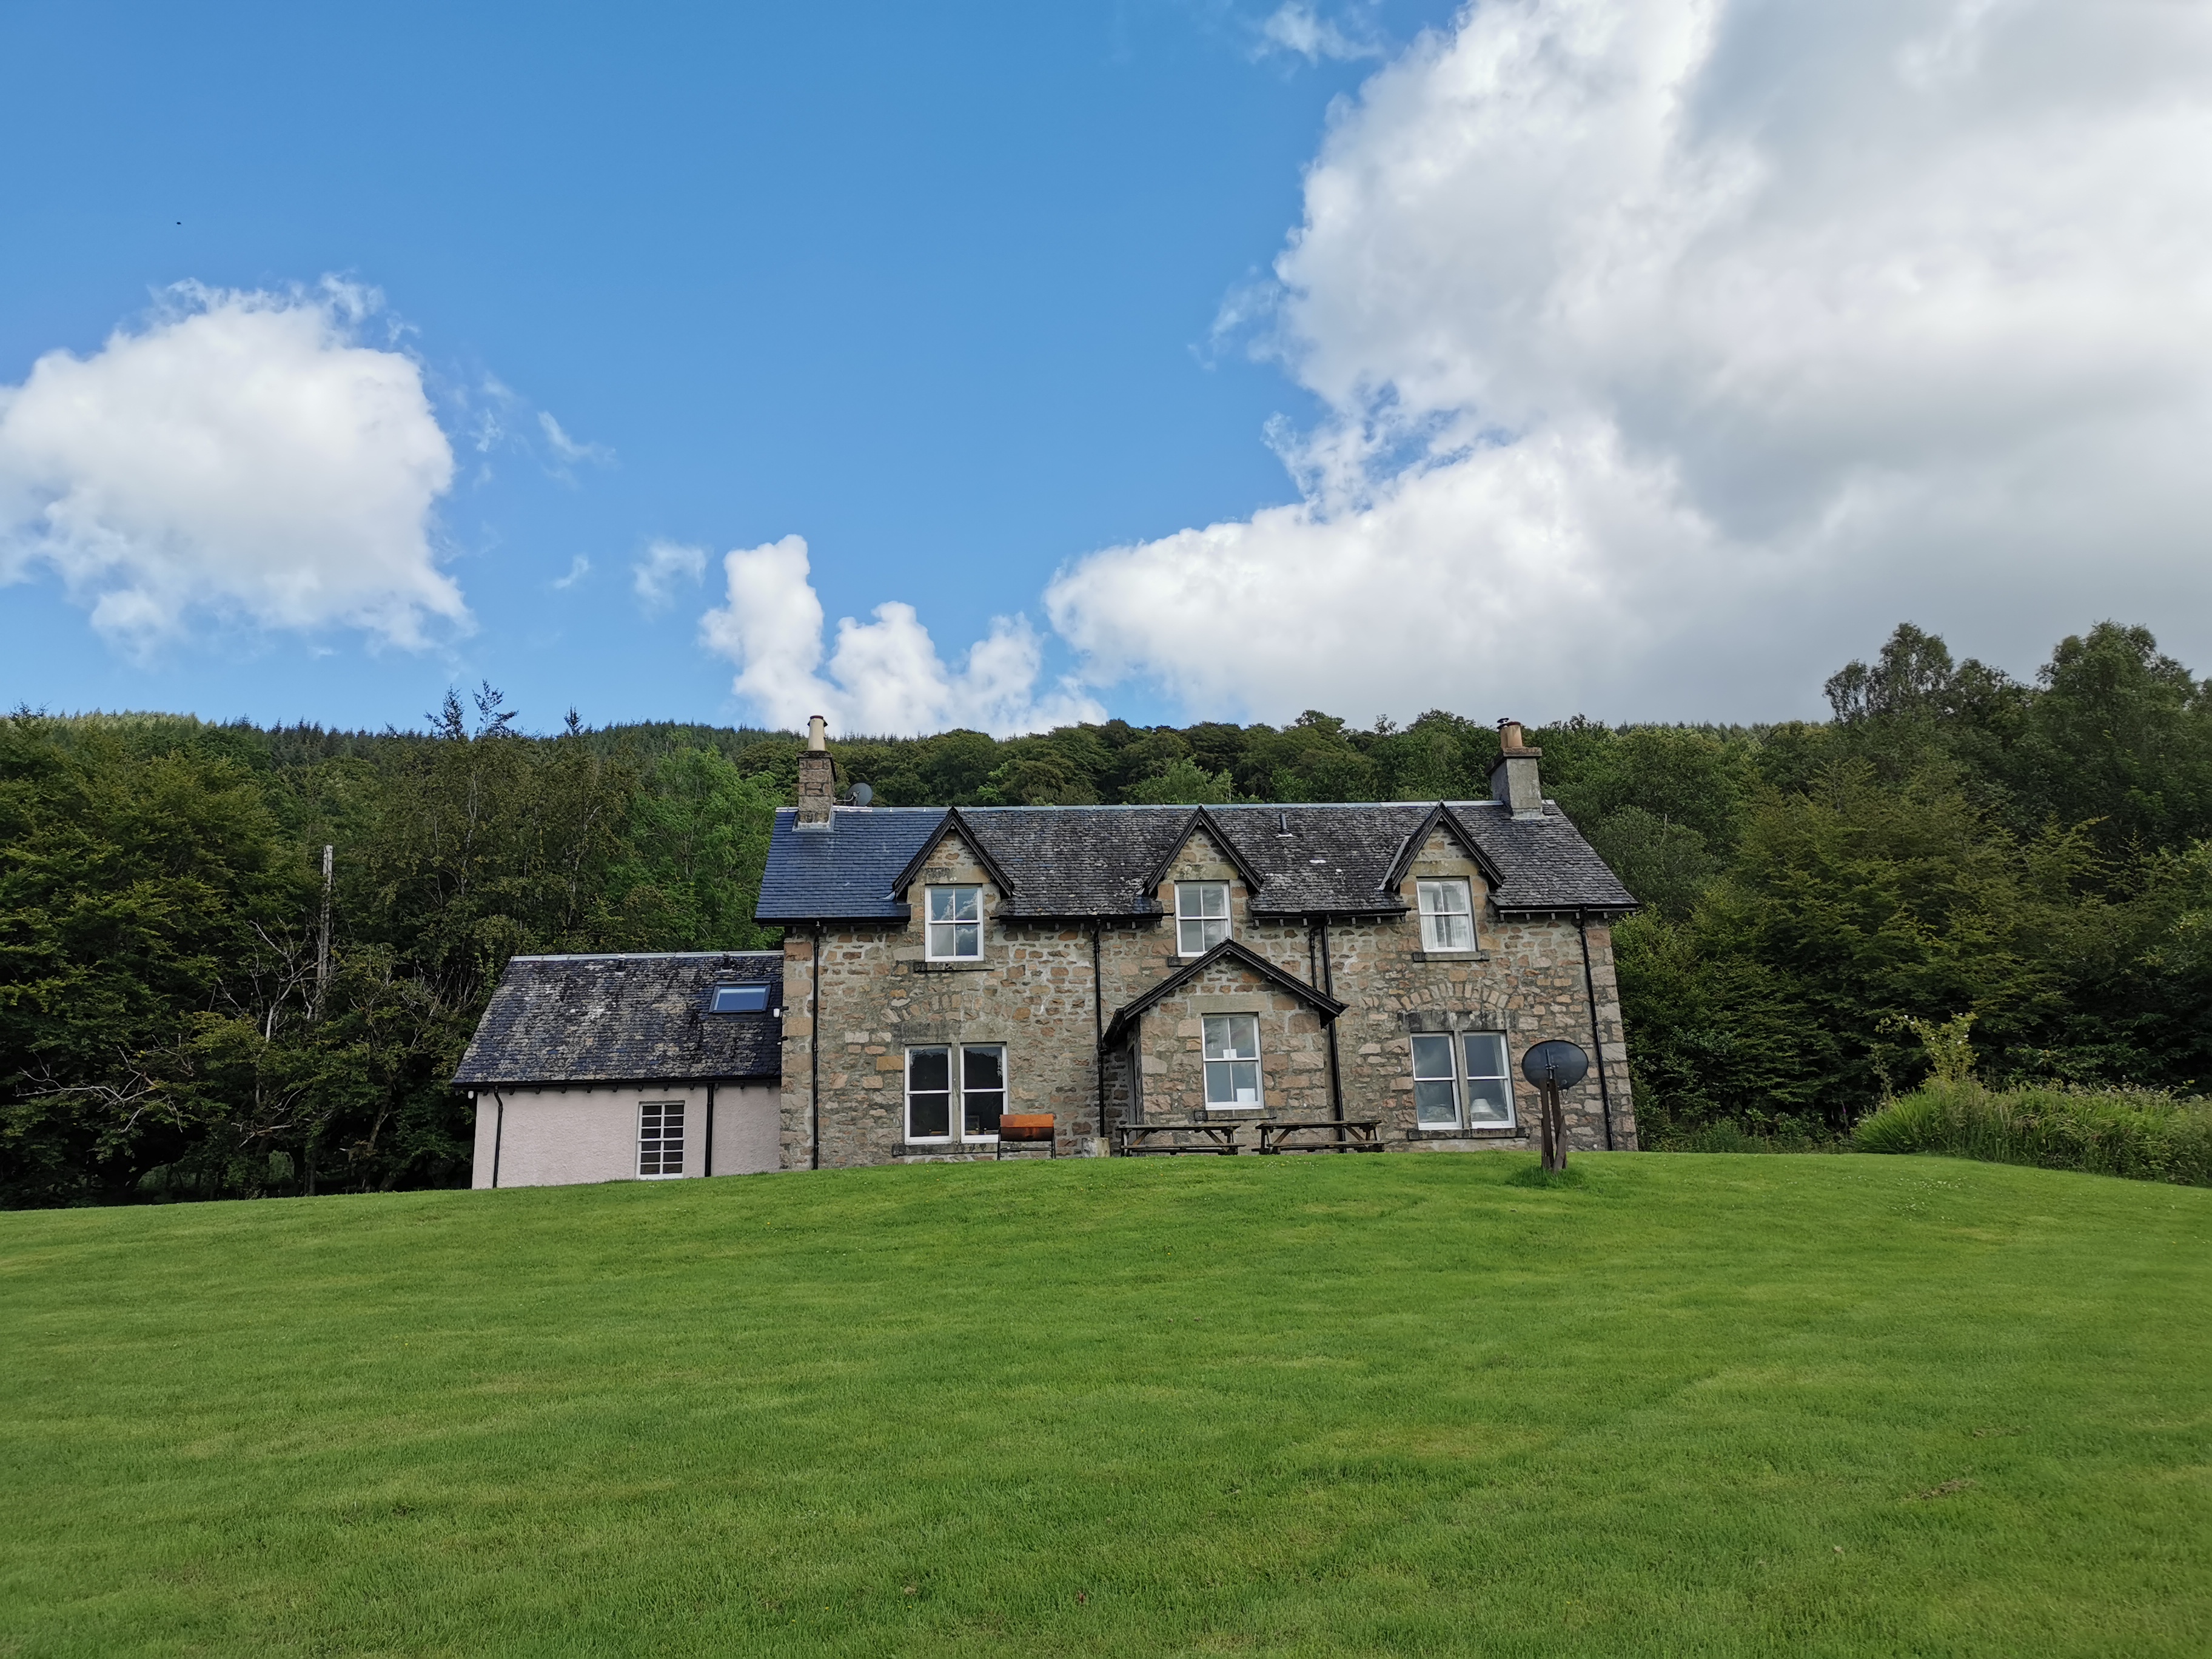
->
[470, 1081, 781, 1188]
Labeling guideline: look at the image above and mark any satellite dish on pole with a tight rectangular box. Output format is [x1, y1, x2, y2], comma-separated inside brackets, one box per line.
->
[846, 783, 874, 808]
[1520, 1041, 1589, 1090]
[1520, 1041, 1588, 1173]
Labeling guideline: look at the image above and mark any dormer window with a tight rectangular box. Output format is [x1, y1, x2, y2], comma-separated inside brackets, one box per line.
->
[1417, 879, 1475, 952]
[1175, 882, 1230, 955]
[925, 885, 983, 960]
[707, 984, 769, 1013]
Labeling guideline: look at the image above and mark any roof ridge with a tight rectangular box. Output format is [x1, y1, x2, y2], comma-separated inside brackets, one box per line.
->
[507, 950, 783, 962]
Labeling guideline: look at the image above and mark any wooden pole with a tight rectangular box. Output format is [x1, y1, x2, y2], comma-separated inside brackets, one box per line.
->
[1541, 1078, 1567, 1173]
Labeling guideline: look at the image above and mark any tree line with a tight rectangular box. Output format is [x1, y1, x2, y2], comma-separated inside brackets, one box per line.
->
[3, 620, 2207, 1204]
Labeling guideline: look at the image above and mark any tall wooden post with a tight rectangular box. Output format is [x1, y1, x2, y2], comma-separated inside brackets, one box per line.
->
[313, 843, 333, 1022]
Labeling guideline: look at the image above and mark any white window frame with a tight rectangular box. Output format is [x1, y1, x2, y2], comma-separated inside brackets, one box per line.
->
[1416, 878, 1476, 953]
[1202, 1013, 1263, 1110]
[1461, 1031, 1515, 1128]
[1412, 1034, 1463, 1128]
[924, 885, 984, 961]
[637, 1099, 686, 1178]
[904, 1047, 954, 1143]
[960, 1044, 1007, 1142]
[904, 1043, 1008, 1145]
[1176, 881, 1232, 956]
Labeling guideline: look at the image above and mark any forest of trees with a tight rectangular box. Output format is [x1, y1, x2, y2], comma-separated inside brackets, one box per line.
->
[4, 619, 2207, 1206]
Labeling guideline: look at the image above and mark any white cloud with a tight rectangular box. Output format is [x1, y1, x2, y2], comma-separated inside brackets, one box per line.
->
[552, 554, 591, 590]
[0, 281, 464, 652]
[700, 535, 1103, 737]
[538, 411, 613, 469]
[1256, 4, 1382, 63]
[632, 539, 706, 612]
[1050, 0, 2212, 721]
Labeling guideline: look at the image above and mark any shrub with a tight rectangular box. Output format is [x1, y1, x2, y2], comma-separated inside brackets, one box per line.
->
[1853, 1082, 2212, 1186]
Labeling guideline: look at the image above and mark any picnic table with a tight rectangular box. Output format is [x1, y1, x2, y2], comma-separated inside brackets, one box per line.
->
[1256, 1119, 1384, 1155]
[1114, 1122, 1241, 1156]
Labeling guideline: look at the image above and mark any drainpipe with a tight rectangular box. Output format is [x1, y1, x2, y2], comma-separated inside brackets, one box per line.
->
[809, 924, 823, 1170]
[1577, 909, 1615, 1151]
[1091, 920, 1107, 1154]
[705, 1081, 717, 1179]
[491, 1091, 504, 1188]
[1318, 916, 1345, 1125]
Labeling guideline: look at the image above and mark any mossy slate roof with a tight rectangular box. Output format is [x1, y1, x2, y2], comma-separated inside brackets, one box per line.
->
[452, 951, 782, 1087]
[756, 800, 1635, 922]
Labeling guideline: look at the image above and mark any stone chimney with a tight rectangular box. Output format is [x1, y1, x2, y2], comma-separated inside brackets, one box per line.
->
[1489, 718, 1545, 817]
[796, 714, 834, 829]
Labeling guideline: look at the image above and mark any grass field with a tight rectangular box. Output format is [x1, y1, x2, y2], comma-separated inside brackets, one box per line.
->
[3, 1153, 2208, 1657]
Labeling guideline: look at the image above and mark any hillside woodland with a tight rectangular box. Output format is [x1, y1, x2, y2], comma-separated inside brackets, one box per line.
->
[3, 621, 2207, 1206]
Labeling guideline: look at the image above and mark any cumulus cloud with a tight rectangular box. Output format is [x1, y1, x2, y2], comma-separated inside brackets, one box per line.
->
[700, 535, 1103, 737]
[632, 539, 706, 612]
[1050, 0, 2212, 721]
[0, 281, 464, 651]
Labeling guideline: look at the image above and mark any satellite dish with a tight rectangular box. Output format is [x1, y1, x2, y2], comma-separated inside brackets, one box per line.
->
[1520, 1040, 1589, 1090]
[848, 783, 874, 808]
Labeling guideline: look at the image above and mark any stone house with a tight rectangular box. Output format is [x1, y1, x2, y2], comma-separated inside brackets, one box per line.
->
[457, 951, 783, 1187]
[760, 717, 1639, 1165]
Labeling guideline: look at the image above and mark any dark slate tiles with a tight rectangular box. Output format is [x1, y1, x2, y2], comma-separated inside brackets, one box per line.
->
[453, 951, 783, 1086]
[753, 799, 1637, 923]
[1449, 803, 1638, 914]
[755, 807, 942, 920]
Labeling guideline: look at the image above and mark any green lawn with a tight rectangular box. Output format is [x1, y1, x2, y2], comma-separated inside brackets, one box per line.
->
[2, 1154, 2208, 1657]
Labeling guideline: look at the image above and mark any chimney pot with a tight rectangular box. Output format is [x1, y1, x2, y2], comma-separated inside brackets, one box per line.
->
[805, 714, 828, 753]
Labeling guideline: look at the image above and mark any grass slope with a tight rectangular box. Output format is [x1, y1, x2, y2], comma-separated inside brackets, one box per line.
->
[2, 1155, 2208, 1658]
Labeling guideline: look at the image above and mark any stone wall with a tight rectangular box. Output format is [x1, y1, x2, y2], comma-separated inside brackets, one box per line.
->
[779, 820, 1635, 1167]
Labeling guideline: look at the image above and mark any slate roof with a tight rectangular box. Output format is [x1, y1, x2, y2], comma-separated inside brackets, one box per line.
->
[452, 951, 783, 1087]
[755, 799, 1635, 922]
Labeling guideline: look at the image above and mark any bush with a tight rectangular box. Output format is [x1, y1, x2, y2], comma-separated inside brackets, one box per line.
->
[1853, 1082, 2212, 1186]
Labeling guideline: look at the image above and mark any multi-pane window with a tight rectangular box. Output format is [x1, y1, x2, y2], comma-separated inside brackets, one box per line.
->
[925, 886, 982, 960]
[1408, 1031, 1515, 1129]
[638, 1101, 685, 1176]
[962, 1046, 1006, 1139]
[905, 1044, 1007, 1142]
[1417, 879, 1475, 951]
[1202, 1014, 1262, 1108]
[1412, 1035, 1462, 1127]
[1176, 882, 1231, 955]
[1461, 1033, 1513, 1124]
[708, 983, 769, 1013]
[906, 1048, 953, 1140]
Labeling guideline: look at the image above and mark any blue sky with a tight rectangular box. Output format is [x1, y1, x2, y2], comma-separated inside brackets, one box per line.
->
[5, 2, 2208, 737]
[0, 1, 1457, 733]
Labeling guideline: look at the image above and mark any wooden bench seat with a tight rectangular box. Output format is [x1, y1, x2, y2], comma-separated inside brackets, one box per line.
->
[1256, 1119, 1384, 1155]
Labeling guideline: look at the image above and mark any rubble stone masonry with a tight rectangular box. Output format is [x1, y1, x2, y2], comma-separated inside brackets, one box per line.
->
[781, 823, 1635, 1166]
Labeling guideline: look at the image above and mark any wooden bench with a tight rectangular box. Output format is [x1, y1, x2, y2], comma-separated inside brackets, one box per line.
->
[1256, 1119, 1384, 1155]
[994, 1113, 1056, 1159]
[1114, 1122, 1241, 1156]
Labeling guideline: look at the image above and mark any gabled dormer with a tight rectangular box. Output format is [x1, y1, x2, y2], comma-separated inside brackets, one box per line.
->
[887, 808, 1016, 965]
[1141, 808, 1268, 956]
[1382, 804, 1504, 954]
